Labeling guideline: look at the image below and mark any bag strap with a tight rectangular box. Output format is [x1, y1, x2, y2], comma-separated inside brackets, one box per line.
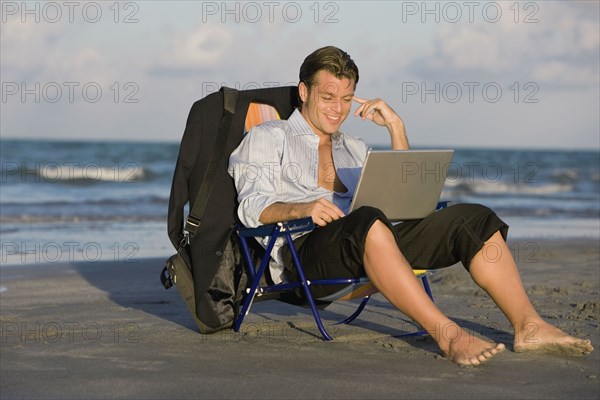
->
[184, 87, 239, 237]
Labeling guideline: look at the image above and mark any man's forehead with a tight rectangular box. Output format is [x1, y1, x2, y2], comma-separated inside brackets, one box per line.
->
[316, 77, 355, 96]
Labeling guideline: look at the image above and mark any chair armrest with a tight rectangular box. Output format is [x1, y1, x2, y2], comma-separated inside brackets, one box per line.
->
[239, 203, 448, 238]
[237, 217, 315, 238]
[436, 201, 450, 210]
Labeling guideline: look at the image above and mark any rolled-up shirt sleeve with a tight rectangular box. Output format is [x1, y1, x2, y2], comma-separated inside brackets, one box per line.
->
[228, 123, 284, 227]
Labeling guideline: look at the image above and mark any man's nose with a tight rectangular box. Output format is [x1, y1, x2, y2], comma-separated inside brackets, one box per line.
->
[331, 99, 342, 113]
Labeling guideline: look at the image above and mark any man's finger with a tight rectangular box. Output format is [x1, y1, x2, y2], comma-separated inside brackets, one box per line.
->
[358, 104, 376, 120]
[315, 197, 345, 219]
[324, 202, 346, 219]
[320, 207, 341, 222]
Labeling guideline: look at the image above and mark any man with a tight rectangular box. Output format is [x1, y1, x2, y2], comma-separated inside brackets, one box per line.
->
[228, 46, 593, 366]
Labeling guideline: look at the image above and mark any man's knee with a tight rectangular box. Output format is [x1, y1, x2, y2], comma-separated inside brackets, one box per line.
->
[354, 205, 388, 221]
[444, 203, 508, 269]
[366, 219, 398, 249]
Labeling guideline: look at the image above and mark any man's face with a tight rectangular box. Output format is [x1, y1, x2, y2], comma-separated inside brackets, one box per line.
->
[299, 70, 355, 139]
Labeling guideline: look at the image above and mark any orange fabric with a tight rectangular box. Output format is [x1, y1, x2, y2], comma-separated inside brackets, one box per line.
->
[245, 103, 281, 132]
[337, 283, 378, 301]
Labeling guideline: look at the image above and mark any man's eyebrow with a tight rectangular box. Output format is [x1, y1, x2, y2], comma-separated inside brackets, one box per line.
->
[318, 89, 336, 96]
[318, 90, 355, 97]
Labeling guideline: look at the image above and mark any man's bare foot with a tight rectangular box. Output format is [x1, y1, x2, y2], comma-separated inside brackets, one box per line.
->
[514, 319, 594, 355]
[438, 325, 505, 367]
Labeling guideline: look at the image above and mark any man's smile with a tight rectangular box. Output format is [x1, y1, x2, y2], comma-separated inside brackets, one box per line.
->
[325, 114, 341, 124]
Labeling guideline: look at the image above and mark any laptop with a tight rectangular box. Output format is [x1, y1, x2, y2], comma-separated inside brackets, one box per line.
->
[349, 149, 454, 221]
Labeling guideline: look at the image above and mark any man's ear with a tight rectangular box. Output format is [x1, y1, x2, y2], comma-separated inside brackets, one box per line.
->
[299, 82, 308, 103]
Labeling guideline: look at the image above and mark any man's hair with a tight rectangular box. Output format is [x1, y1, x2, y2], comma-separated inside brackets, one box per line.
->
[299, 46, 359, 104]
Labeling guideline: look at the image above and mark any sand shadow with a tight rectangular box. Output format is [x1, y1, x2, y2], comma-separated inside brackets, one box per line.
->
[72, 257, 513, 349]
[71, 257, 199, 331]
[250, 294, 512, 347]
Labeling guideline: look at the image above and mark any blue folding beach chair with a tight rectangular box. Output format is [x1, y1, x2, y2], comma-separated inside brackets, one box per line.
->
[233, 216, 441, 341]
[231, 98, 442, 341]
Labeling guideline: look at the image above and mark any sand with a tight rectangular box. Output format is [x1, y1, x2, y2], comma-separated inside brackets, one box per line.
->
[1, 239, 598, 399]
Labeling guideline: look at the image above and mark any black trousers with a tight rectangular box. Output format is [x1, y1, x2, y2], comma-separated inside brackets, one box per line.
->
[281, 204, 509, 298]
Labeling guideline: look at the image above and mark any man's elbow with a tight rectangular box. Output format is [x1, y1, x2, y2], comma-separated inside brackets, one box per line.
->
[236, 201, 260, 228]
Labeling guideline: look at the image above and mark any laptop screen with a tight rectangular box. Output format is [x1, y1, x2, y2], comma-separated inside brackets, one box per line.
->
[349, 150, 454, 220]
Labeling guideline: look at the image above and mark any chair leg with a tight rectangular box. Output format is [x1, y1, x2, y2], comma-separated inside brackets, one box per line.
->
[233, 227, 281, 333]
[422, 274, 434, 301]
[284, 232, 333, 341]
[233, 270, 263, 333]
[335, 296, 371, 325]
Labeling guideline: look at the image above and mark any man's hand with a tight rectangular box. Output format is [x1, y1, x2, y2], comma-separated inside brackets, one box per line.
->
[301, 198, 345, 227]
[353, 96, 409, 150]
[353, 96, 401, 127]
[259, 198, 345, 227]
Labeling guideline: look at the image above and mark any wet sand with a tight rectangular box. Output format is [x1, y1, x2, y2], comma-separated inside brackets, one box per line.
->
[1, 239, 598, 399]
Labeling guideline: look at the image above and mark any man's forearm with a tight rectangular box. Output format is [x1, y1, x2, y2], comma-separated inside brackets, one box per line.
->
[388, 119, 409, 150]
[259, 202, 309, 224]
[259, 198, 345, 227]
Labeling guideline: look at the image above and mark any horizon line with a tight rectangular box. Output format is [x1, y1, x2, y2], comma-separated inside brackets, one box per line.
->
[1, 135, 598, 153]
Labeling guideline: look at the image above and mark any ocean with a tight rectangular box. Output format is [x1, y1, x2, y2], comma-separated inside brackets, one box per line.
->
[1, 139, 598, 266]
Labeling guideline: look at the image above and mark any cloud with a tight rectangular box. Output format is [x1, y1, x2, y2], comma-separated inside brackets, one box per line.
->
[0, 17, 63, 77]
[150, 24, 233, 75]
[407, 1, 599, 87]
[532, 61, 599, 86]
[147, 15, 340, 82]
[1, 18, 112, 84]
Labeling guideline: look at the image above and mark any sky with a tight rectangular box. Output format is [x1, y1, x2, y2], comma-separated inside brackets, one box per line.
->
[1, 0, 599, 149]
